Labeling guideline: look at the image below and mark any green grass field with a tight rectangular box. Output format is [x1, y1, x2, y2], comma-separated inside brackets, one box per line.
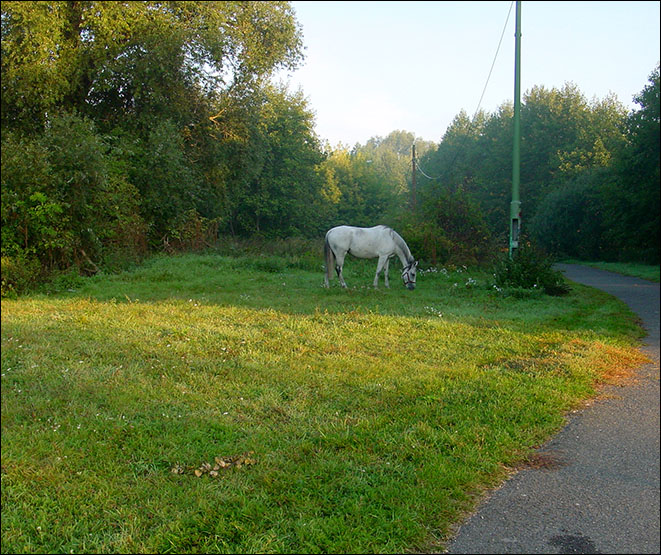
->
[1, 253, 650, 553]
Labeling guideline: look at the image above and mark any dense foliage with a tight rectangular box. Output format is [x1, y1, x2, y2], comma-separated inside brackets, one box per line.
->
[1, 1, 659, 295]
[415, 76, 660, 264]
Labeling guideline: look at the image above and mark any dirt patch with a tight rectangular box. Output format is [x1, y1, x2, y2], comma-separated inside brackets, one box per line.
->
[516, 450, 567, 471]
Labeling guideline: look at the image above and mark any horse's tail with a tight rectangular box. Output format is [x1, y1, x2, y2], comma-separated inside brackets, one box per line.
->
[324, 233, 335, 287]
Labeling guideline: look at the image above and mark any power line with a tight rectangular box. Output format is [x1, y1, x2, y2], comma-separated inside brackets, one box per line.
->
[415, 155, 441, 180]
[472, 0, 515, 121]
[414, 1, 515, 182]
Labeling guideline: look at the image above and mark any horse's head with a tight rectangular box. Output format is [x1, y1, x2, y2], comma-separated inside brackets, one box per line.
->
[402, 261, 418, 290]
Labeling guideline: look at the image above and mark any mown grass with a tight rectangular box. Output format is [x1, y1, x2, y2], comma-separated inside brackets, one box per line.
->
[1, 252, 650, 554]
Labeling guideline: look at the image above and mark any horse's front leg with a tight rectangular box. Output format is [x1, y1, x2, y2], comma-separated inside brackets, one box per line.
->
[384, 257, 390, 288]
[374, 255, 389, 288]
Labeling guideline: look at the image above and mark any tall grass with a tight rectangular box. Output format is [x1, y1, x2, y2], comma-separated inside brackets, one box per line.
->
[1, 253, 649, 553]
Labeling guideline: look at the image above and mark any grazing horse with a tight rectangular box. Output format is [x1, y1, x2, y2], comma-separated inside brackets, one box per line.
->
[324, 225, 418, 289]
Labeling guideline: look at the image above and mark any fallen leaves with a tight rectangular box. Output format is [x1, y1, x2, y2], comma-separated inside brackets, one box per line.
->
[171, 451, 256, 477]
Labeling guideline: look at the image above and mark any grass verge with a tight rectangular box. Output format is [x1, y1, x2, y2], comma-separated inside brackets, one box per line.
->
[561, 259, 660, 282]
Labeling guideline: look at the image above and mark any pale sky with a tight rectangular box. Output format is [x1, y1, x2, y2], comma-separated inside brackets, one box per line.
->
[275, 1, 661, 147]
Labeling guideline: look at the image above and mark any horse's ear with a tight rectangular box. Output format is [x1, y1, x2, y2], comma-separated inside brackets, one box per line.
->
[414, 261, 419, 268]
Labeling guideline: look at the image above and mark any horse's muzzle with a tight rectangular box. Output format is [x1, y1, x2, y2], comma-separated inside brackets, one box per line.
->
[406, 283, 415, 290]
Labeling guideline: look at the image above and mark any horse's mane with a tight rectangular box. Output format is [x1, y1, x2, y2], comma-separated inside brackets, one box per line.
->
[386, 226, 414, 264]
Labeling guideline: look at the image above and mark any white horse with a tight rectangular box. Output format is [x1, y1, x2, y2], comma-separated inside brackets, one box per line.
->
[324, 225, 418, 289]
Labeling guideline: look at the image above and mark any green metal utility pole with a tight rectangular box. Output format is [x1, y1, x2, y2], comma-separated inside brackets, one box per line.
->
[411, 143, 417, 212]
[509, 0, 521, 258]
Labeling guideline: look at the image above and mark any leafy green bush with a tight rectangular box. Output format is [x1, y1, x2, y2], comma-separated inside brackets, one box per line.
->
[162, 209, 220, 253]
[397, 187, 495, 267]
[1, 255, 42, 298]
[43, 268, 87, 293]
[491, 244, 570, 296]
[397, 220, 454, 266]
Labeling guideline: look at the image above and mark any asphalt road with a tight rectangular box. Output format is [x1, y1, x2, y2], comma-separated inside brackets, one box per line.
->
[444, 264, 660, 554]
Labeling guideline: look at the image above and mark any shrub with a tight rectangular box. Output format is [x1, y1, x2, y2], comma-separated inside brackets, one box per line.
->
[491, 244, 570, 296]
[162, 209, 220, 253]
[396, 187, 495, 267]
[42, 267, 87, 293]
[1, 255, 43, 298]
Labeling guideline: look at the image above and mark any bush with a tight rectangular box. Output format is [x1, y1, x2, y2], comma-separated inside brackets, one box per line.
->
[162, 209, 220, 253]
[1, 255, 43, 298]
[396, 187, 496, 267]
[491, 244, 570, 296]
[42, 268, 87, 293]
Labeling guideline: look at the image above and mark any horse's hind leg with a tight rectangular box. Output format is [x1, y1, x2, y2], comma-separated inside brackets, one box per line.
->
[335, 252, 348, 288]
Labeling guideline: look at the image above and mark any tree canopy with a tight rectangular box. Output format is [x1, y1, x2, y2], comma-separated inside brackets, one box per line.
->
[1, 1, 304, 132]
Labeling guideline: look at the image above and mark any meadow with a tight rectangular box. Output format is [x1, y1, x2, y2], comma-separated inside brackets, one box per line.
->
[1, 251, 651, 554]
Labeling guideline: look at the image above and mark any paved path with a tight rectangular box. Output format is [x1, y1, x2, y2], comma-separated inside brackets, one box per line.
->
[444, 264, 660, 554]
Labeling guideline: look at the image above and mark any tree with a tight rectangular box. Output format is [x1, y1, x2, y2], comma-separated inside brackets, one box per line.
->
[1, 1, 304, 133]
[601, 65, 660, 262]
[529, 172, 607, 260]
[227, 85, 325, 237]
[313, 130, 431, 230]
